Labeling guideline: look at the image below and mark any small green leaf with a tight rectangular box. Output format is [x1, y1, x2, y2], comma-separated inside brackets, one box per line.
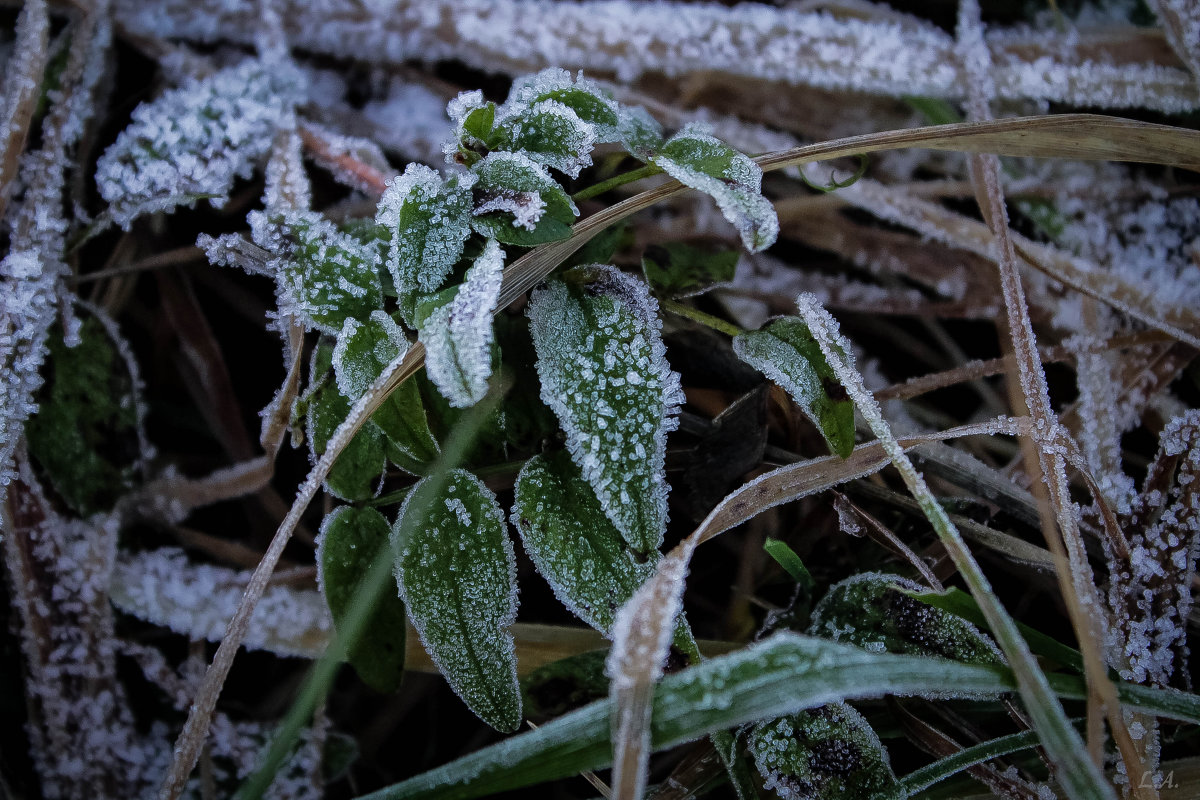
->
[763, 539, 813, 590]
[507, 69, 621, 142]
[419, 239, 505, 408]
[749, 703, 901, 800]
[317, 506, 407, 693]
[493, 100, 596, 179]
[527, 269, 684, 554]
[448, 90, 502, 150]
[808, 573, 1005, 667]
[307, 381, 387, 502]
[462, 102, 497, 146]
[618, 105, 665, 160]
[521, 649, 610, 719]
[732, 317, 855, 458]
[512, 451, 658, 634]
[393, 469, 521, 732]
[641, 242, 738, 298]
[470, 151, 577, 246]
[332, 312, 439, 469]
[651, 125, 778, 252]
[252, 210, 383, 335]
[26, 317, 140, 516]
[376, 164, 475, 321]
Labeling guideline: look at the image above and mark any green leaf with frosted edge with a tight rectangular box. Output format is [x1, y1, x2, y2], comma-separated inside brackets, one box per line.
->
[618, 105, 665, 160]
[512, 451, 658, 634]
[332, 313, 439, 469]
[641, 242, 739, 298]
[392, 469, 521, 732]
[749, 703, 901, 800]
[418, 239, 505, 408]
[26, 318, 140, 516]
[375, 164, 475, 323]
[808, 573, 1005, 667]
[507, 68, 621, 143]
[651, 125, 778, 252]
[493, 100, 596, 179]
[527, 268, 683, 555]
[732, 317, 855, 459]
[462, 102, 497, 146]
[254, 211, 383, 335]
[470, 151, 577, 247]
[355, 631, 1200, 800]
[307, 381, 387, 502]
[317, 506, 407, 693]
[521, 649, 609, 719]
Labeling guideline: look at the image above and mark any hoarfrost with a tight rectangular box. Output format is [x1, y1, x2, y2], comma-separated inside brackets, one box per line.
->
[419, 238, 505, 408]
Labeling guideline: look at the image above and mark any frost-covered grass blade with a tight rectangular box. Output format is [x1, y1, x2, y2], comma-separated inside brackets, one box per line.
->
[526, 268, 683, 554]
[392, 468, 521, 732]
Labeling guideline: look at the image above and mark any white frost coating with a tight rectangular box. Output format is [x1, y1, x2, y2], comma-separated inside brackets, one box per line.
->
[652, 125, 779, 252]
[111, 0, 1200, 112]
[473, 190, 545, 230]
[495, 98, 596, 178]
[508, 67, 622, 142]
[111, 548, 334, 658]
[332, 311, 409, 400]
[376, 163, 475, 296]
[420, 238, 505, 407]
[527, 267, 684, 552]
[95, 58, 305, 229]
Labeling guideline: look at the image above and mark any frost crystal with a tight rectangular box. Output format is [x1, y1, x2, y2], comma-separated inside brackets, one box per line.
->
[96, 58, 304, 229]
[527, 267, 683, 553]
[375, 163, 475, 303]
[419, 238, 505, 408]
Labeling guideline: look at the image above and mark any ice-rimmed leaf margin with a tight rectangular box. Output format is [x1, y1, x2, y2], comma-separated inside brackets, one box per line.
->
[470, 151, 578, 246]
[526, 267, 684, 555]
[732, 316, 855, 459]
[393, 468, 521, 732]
[351, 632, 1200, 800]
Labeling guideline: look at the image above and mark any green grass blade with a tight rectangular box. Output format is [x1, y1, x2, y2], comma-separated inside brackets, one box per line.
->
[354, 633, 1200, 800]
[899, 728, 1043, 795]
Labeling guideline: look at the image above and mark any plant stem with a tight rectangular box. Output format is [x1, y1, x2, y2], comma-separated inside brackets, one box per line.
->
[573, 164, 663, 203]
[660, 299, 744, 338]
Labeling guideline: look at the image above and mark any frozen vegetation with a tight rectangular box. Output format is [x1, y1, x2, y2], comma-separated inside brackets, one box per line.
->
[3, 1, 1200, 800]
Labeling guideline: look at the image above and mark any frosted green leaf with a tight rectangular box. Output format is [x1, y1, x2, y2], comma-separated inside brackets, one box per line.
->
[641, 242, 739, 299]
[307, 381, 387, 502]
[527, 267, 684, 554]
[512, 451, 658, 634]
[96, 59, 304, 229]
[470, 151, 578, 246]
[493, 99, 596, 179]
[749, 703, 901, 800]
[733, 317, 854, 458]
[418, 239, 505, 408]
[250, 210, 383, 335]
[375, 164, 475, 319]
[618, 105, 665, 160]
[807, 573, 1005, 666]
[317, 506, 407, 693]
[507, 68, 622, 143]
[447, 90, 501, 151]
[333, 312, 439, 468]
[651, 124, 778, 252]
[25, 317, 139, 516]
[393, 469, 521, 732]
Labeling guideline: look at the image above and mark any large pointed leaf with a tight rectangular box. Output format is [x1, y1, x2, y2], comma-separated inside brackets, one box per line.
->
[732, 317, 856, 458]
[651, 124, 778, 252]
[392, 468, 521, 732]
[527, 268, 684, 554]
[307, 381, 387, 502]
[333, 311, 439, 468]
[251, 210, 383, 335]
[808, 573, 1005, 667]
[317, 506, 407, 693]
[749, 703, 901, 800]
[375, 164, 475, 320]
[470, 151, 577, 246]
[512, 451, 657, 634]
[418, 239, 505, 408]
